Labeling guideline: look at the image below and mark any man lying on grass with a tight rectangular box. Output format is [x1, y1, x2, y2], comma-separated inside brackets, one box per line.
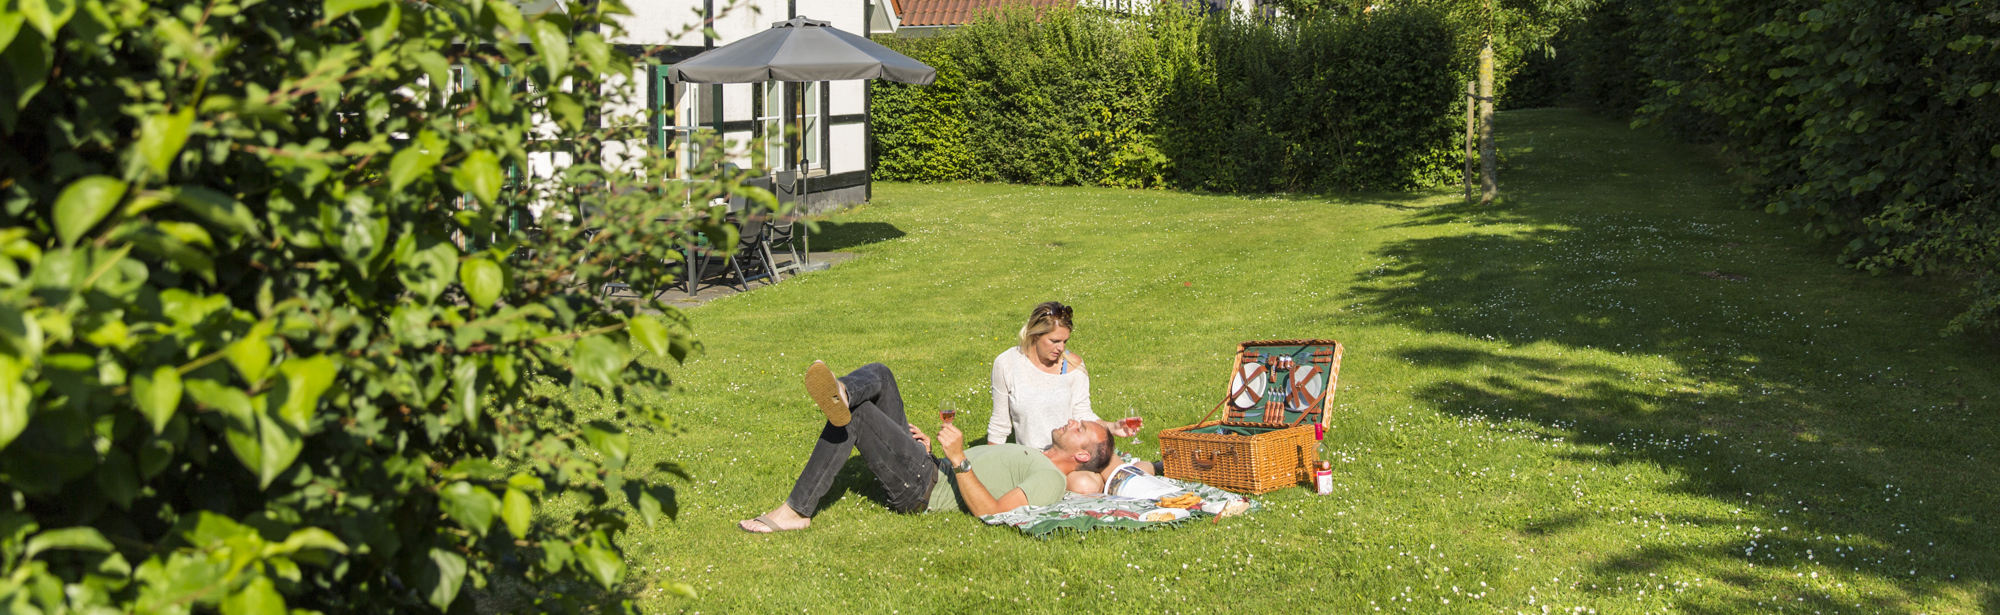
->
[740, 361, 1115, 533]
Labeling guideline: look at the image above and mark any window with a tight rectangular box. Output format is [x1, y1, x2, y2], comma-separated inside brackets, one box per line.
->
[759, 80, 784, 170]
[801, 80, 823, 172]
[683, 83, 719, 176]
[650, 68, 721, 178]
[755, 81, 827, 172]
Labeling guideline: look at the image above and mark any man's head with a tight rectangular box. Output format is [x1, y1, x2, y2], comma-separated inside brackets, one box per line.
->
[1047, 420, 1114, 473]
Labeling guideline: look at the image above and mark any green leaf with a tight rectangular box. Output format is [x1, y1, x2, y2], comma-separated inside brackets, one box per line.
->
[155, 220, 214, 249]
[53, 175, 127, 247]
[627, 314, 672, 359]
[389, 130, 444, 192]
[170, 186, 264, 240]
[445, 459, 506, 480]
[529, 20, 570, 74]
[323, 192, 390, 271]
[187, 378, 265, 478]
[138, 435, 174, 478]
[95, 448, 139, 508]
[225, 320, 275, 385]
[221, 575, 285, 615]
[132, 364, 183, 434]
[397, 234, 459, 302]
[323, 0, 389, 20]
[451, 358, 479, 424]
[1991, 144, 1999, 158]
[458, 257, 503, 309]
[137, 108, 196, 177]
[0, 13, 22, 55]
[581, 421, 628, 469]
[507, 472, 544, 492]
[451, 150, 503, 205]
[274, 355, 335, 433]
[489, 0, 523, 32]
[501, 488, 532, 538]
[0, 354, 31, 450]
[424, 547, 467, 610]
[539, 540, 573, 572]
[255, 396, 303, 488]
[24, 527, 113, 559]
[662, 582, 698, 599]
[273, 527, 349, 555]
[438, 481, 500, 535]
[574, 544, 625, 589]
[571, 334, 628, 389]
[185, 510, 251, 547]
[16, 0, 75, 40]
[624, 482, 664, 527]
[185, 378, 255, 419]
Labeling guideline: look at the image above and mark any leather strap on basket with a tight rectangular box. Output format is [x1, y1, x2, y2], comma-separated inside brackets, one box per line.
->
[1225, 358, 1265, 421]
[1286, 364, 1325, 425]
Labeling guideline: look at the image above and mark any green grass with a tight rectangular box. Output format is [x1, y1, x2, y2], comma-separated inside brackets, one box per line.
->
[608, 108, 1999, 613]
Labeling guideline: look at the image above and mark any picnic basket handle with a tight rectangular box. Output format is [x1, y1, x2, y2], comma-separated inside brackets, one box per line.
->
[1189, 447, 1233, 471]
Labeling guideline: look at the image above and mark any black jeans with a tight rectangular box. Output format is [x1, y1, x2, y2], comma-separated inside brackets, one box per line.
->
[786, 363, 939, 516]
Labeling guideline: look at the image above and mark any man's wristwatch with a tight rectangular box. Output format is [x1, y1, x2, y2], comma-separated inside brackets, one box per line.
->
[951, 458, 973, 474]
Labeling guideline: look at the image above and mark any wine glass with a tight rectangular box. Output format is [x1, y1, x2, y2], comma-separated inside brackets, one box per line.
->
[1122, 407, 1143, 445]
[939, 399, 957, 425]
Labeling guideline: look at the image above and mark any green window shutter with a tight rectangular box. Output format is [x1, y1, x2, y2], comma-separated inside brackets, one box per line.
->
[651, 65, 677, 152]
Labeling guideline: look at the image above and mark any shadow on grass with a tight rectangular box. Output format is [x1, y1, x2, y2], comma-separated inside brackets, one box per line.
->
[805, 221, 906, 252]
[1349, 109, 1999, 612]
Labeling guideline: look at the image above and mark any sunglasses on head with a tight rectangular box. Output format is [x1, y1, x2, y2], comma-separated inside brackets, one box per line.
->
[1038, 303, 1073, 321]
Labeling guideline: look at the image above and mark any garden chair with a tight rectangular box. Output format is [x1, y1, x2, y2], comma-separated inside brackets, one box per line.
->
[764, 217, 802, 280]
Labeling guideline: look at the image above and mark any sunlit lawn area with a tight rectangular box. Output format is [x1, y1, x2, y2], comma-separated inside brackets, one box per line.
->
[606, 108, 1998, 613]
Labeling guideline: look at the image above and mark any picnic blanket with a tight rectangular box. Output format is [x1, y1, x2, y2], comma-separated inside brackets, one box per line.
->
[979, 476, 1260, 538]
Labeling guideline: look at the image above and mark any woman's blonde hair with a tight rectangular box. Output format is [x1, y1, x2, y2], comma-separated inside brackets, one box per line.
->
[1016, 301, 1075, 355]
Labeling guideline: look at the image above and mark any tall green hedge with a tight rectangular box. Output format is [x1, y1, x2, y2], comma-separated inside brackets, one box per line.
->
[871, 5, 1469, 192]
[1559, 0, 2000, 331]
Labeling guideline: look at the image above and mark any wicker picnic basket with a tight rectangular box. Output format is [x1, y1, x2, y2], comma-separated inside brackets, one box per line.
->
[1159, 339, 1344, 494]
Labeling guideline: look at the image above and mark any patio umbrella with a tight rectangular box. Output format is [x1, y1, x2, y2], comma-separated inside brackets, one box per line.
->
[665, 17, 933, 279]
[667, 16, 937, 85]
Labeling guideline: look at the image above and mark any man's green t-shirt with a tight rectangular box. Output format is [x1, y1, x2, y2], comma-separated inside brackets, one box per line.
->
[926, 444, 1066, 513]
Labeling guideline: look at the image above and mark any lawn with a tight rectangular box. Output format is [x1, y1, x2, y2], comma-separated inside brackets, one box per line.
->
[606, 108, 1999, 614]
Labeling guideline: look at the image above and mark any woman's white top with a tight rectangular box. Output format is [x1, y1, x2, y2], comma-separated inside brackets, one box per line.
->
[988, 347, 1097, 449]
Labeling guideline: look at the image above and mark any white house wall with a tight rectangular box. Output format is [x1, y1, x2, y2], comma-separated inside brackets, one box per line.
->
[617, 1, 708, 46]
[603, 0, 880, 211]
[829, 123, 864, 174]
[829, 73, 865, 115]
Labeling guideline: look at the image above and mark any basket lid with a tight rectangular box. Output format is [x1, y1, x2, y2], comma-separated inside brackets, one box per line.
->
[1225, 340, 1341, 425]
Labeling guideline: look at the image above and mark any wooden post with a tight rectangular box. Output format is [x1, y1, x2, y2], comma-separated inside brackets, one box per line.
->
[1480, 33, 1496, 204]
[1464, 80, 1476, 201]
[1478, 5, 1496, 204]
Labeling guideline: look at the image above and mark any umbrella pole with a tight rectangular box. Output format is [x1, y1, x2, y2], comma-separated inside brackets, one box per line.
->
[799, 157, 810, 267]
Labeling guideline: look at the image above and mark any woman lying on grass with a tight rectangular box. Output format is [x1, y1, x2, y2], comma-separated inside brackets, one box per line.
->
[739, 361, 1116, 533]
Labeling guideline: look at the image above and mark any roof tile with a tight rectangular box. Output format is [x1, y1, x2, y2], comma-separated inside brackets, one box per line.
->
[898, 0, 1074, 27]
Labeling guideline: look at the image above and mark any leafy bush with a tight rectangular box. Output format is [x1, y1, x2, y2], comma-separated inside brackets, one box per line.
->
[0, 0, 762, 610]
[871, 5, 1470, 192]
[1561, 0, 2000, 331]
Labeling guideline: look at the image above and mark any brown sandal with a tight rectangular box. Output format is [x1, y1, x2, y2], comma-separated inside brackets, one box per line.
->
[804, 361, 849, 427]
[740, 514, 806, 533]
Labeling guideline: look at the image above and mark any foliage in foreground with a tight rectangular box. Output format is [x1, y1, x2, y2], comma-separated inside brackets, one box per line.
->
[1553, 0, 2000, 332]
[0, 0, 764, 610]
[870, 5, 1468, 192]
